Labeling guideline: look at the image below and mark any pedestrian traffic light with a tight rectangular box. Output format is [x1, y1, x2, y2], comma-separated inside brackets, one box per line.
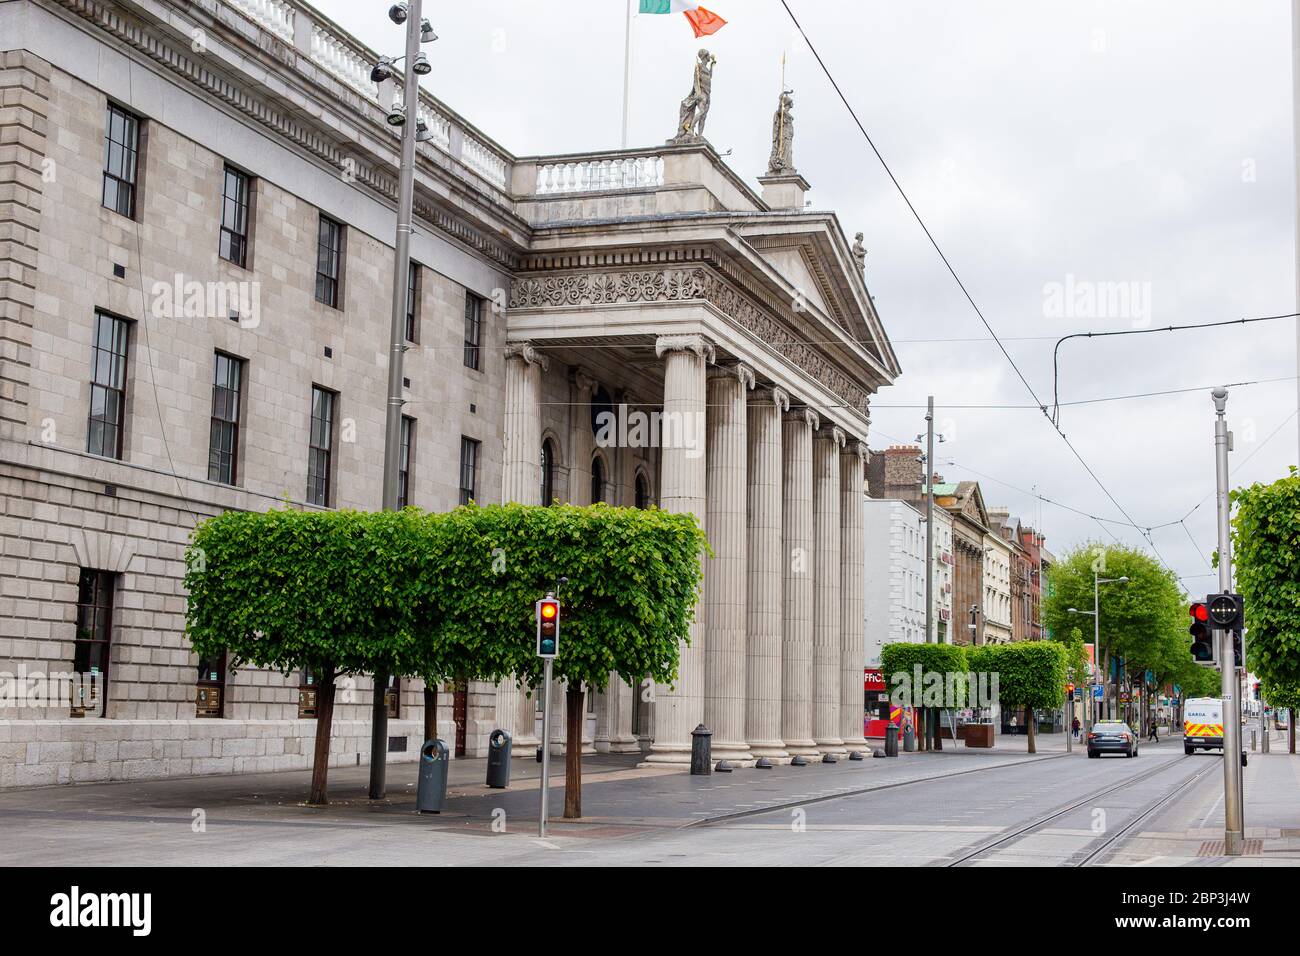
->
[1253, 682, 1261, 701]
[1230, 630, 1243, 670]
[1206, 592, 1244, 631]
[535, 594, 560, 658]
[1188, 602, 1216, 667]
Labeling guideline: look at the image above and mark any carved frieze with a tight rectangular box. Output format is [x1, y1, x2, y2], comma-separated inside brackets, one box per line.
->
[510, 267, 871, 414]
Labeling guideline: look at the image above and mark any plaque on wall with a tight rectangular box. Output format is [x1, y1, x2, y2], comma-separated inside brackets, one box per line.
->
[196, 685, 222, 718]
[298, 688, 318, 718]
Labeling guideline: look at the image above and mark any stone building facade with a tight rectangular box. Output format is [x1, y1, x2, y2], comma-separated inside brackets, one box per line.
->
[862, 497, 952, 665]
[0, 0, 898, 786]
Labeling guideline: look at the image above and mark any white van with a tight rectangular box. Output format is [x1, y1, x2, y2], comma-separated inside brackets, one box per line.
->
[1183, 697, 1224, 754]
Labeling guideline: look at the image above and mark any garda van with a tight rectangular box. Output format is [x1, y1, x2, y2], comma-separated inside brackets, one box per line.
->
[1183, 697, 1224, 754]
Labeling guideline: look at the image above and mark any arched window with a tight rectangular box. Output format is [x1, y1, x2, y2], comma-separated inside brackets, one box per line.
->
[540, 438, 555, 506]
[635, 472, 651, 510]
[591, 454, 606, 504]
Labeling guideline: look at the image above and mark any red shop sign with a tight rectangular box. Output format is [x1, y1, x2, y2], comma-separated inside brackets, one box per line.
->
[864, 668, 887, 692]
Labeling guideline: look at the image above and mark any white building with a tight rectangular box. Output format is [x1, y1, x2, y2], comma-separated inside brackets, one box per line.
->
[982, 532, 1013, 644]
[863, 498, 953, 666]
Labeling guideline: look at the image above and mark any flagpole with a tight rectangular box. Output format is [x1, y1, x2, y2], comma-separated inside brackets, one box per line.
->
[622, 0, 633, 147]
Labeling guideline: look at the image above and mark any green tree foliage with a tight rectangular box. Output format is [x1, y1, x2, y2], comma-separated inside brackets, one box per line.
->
[972, 643, 1068, 753]
[879, 643, 968, 751]
[184, 504, 707, 805]
[1232, 467, 1300, 751]
[1042, 544, 1187, 720]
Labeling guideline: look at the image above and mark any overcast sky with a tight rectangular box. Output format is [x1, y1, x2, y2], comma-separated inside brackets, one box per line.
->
[321, 0, 1297, 592]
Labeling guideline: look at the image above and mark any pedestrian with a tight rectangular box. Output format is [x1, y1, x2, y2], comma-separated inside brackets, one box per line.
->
[1148, 722, 1158, 743]
[1072, 716, 1081, 740]
[1009, 714, 1018, 736]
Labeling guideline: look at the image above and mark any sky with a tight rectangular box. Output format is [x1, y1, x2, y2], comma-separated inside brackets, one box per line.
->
[318, 0, 1298, 594]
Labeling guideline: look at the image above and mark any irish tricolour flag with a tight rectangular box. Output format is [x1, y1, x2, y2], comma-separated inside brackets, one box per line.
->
[639, 1, 727, 38]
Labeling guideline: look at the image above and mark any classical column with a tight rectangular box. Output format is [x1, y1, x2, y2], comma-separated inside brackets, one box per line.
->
[496, 342, 547, 753]
[703, 363, 754, 764]
[781, 405, 820, 757]
[746, 386, 790, 761]
[645, 333, 712, 765]
[840, 440, 869, 751]
[812, 425, 846, 755]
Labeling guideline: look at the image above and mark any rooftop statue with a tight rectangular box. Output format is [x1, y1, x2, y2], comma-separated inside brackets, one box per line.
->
[767, 90, 795, 174]
[672, 49, 715, 144]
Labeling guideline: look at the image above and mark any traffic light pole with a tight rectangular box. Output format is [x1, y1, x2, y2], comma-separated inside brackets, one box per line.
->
[924, 396, 935, 645]
[538, 656, 553, 839]
[1213, 387, 1244, 856]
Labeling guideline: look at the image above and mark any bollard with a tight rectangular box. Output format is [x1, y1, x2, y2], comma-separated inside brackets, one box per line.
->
[690, 723, 713, 775]
[486, 729, 512, 789]
[1250, 729, 1256, 752]
[884, 722, 899, 757]
[416, 738, 449, 813]
[903, 721, 916, 753]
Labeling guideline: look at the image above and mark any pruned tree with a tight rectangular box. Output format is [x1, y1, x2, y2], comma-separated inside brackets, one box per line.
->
[1232, 467, 1300, 753]
[976, 642, 1068, 754]
[879, 642, 968, 751]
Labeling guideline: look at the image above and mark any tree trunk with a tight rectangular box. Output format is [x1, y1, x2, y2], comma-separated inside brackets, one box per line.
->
[918, 707, 928, 751]
[423, 684, 438, 744]
[1289, 717, 1295, 755]
[1026, 706, 1037, 754]
[563, 684, 583, 819]
[308, 664, 337, 806]
[933, 706, 943, 750]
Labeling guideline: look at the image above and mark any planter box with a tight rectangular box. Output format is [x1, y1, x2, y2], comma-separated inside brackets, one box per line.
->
[963, 724, 995, 748]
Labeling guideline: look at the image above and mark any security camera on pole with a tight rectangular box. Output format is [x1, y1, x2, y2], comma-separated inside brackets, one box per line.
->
[369, 0, 437, 801]
[1211, 386, 1245, 856]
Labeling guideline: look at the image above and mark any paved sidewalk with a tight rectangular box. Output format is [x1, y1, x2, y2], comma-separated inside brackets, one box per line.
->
[1106, 728, 1300, 866]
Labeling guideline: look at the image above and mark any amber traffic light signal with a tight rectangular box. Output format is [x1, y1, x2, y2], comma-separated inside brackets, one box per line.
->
[536, 595, 560, 658]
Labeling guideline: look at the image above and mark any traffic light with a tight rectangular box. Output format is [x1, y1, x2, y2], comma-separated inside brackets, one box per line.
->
[1066, 683, 1075, 701]
[535, 594, 560, 658]
[1188, 602, 1217, 667]
[1206, 592, 1244, 631]
[1253, 682, 1261, 701]
[1230, 630, 1243, 670]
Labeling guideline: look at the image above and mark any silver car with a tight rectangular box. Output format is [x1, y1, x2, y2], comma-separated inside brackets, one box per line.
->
[1087, 720, 1138, 758]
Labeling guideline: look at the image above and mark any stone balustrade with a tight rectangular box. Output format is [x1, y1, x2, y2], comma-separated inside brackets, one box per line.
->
[228, 0, 295, 41]
[535, 155, 666, 195]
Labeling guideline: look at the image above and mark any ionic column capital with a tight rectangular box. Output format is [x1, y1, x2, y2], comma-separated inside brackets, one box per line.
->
[752, 385, 791, 412]
[504, 341, 549, 372]
[785, 406, 820, 431]
[655, 333, 716, 365]
[569, 366, 598, 394]
[708, 362, 756, 390]
[845, 440, 869, 464]
[817, 425, 847, 449]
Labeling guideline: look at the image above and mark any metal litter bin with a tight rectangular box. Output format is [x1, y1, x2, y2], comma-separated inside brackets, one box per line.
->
[417, 738, 449, 813]
[487, 729, 512, 789]
[903, 721, 916, 752]
[884, 722, 899, 757]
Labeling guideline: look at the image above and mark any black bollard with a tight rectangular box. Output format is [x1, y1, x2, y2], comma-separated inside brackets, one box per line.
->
[690, 723, 713, 775]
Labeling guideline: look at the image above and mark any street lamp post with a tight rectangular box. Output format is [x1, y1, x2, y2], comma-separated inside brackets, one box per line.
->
[1068, 572, 1128, 736]
[369, 0, 432, 801]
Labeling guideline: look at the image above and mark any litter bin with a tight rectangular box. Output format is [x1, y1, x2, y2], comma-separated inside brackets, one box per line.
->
[486, 729, 512, 789]
[902, 721, 916, 752]
[884, 722, 899, 757]
[417, 738, 449, 813]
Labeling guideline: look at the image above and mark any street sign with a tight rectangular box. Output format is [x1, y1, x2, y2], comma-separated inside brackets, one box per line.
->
[1092, 685, 1104, 701]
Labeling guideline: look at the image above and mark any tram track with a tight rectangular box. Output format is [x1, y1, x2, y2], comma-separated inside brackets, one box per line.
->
[945, 754, 1220, 867]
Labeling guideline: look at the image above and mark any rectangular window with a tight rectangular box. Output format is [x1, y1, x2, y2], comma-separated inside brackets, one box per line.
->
[398, 415, 414, 508]
[405, 262, 420, 343]
[219, 165, 251, 268]
[307, 386, 336, 506]
[463, 292, 482, 370]
[207, 352, 244, 485]
[102, 103, 140, 218]
[315, 215, 344, 308]
[458, 436, 479, 506]
[87, 311, 130, 460]
[73, 569, 116, 717]
[196, 651, 226, 718]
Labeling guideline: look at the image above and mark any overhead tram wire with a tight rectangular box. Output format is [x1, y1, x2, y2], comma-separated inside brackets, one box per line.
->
[1050, 312, 1300, 426]
[781, 0, 1180, 573]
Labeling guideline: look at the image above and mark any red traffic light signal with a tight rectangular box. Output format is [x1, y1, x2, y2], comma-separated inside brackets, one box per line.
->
[1190, 602, 1208, 623]
[1188, 602, 1216, 666]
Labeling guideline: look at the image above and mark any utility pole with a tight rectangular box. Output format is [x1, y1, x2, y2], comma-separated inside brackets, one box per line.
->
[925, 396, 935, 644]
[1213, 386, 1245, 857]
[621, 0, 633, 147]
[1292, 0, 1300, 457]
[371, 0, 425, 801]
